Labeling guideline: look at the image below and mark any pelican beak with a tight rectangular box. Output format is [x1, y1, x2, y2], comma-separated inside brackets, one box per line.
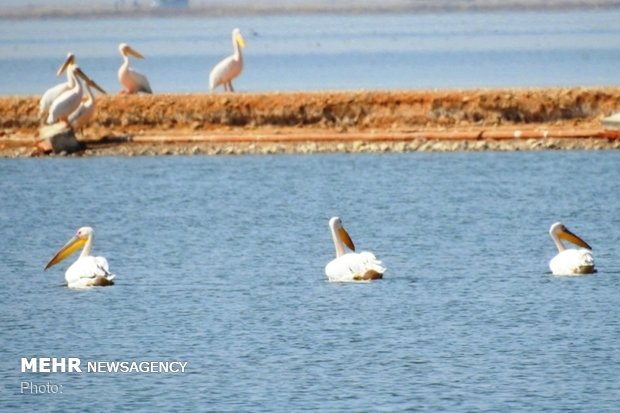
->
[45, 235, 86, 270]
[126, 46, 145, 59]
[338, 226, 355, 251]
[75, 69, 107, 94]
[235, 32, 246, 48]
[56, 54, 75, 76]
[559, 228, 592, 250]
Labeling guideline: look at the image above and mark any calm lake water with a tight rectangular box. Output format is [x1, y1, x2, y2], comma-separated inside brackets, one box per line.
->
[1, 152, 620, 411]
[0, 9, 619, 95]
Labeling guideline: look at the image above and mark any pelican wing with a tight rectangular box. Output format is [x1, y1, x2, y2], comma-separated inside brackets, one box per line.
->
[325, 251, 386, 282]
[68, 98, 95, 129]
[549, 249, 595, 276]
[40, 82, 70, 117]
[126, 68, 152, 93]
[65, 256, 115, 288]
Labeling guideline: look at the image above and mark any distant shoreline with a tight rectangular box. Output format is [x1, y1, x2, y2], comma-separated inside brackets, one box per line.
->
[2, 1, 620, 20]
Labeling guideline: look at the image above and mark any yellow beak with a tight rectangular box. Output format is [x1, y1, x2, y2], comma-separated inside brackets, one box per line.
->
[127, 46, 144, 59]
[44, 235, 85, 270]
[56, 54, 75, 76]
[559, 228, 592, 250]
[74, 68, 107, 94]
[339, 226, 355, 251]
[235, 33, 246, 48]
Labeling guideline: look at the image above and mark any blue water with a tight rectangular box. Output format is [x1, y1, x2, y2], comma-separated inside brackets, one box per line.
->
[0, 9, 619, 95]
[1, 152, 620, 411]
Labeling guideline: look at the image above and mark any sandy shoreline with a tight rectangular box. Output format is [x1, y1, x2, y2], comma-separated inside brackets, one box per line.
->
[2, 88, 620, 157]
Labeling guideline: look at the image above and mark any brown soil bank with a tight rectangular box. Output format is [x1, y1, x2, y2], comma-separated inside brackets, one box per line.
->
[1, 88, 620, 156]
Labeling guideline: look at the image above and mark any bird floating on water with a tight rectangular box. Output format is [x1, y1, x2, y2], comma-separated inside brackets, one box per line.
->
[118, 43, 152, 94]
[548, 222, 596, 276]
[45, 226, 116, 288]
[209, 28, 246, 92]
[325, 216, 386, 282]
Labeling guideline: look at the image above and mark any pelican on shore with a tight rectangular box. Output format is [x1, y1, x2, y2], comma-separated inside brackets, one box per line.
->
[209, 28, 246, 92]
[69, 77, 106, 132]
[325, 216, 386, 282]
[549, 222, 596, 275]
[46, 63, 89, 125]
[118, 43, 152, 94]
[39, 53, 77, 120]
[45, 226, 115, 288]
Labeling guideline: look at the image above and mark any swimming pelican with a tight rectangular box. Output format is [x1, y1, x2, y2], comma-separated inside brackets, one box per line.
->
[325, 216, 386, 282]
[45, 226, 115, 288]
[209, 28, 246, 92]
[549, 222, 596, 275]
[68, 77, 106, 132]
[118, 43, 152, 94]
[39, 53, 77, 120]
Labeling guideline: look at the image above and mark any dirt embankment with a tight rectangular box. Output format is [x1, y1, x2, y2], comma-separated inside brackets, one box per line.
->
[1, 88, 620, 156]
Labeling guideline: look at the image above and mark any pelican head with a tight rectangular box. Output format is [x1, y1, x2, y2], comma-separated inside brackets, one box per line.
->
[233, 28, 246, 49]
[119, 43, 145, 59]
[45, 226, 94, 270]
[56, 52, 76, 76]
[549, 222, 592, 250]
[329, 216, 355, 252]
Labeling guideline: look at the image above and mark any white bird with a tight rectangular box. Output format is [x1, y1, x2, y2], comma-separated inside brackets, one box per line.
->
[46, 63, 89, 125]
[118, 43, 152, 94]
[549, 222, 596, 276]
[325, 216, 386, 282]
[45, 226, 115, 288]
[39, 53, 76, 120]
[68, 77, 105, 132]
[209, 28, 246, 92]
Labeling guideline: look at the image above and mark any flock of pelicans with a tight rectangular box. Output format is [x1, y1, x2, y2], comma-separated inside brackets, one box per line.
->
[38, 28, 246, 128]
[36, 27, 598, 288]
[44, 219, 596, 288]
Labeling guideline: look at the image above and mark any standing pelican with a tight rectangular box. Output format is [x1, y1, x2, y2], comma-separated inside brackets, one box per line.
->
[46, 63, 89, 125]
[45, 226, 115, 288]
[39, 53, 76, 120]
[549, 222, 596, 275]
[209, 28, 246, 92]
[68, 77, 106, 132]
[325, 217, 386, 282]
[118, 43, 152, 94]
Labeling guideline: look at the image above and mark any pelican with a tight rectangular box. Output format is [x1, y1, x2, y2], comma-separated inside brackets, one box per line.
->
[45, 226, 115, 288]
[39, 53, 76, 120]
[549, 222, 596, 275]
[46, 63, 91, 125]
[68, 77, 106, 132]
[209, 28, 246, 92]
[118, 43, 152, 94]
[325, 217, 386, 282]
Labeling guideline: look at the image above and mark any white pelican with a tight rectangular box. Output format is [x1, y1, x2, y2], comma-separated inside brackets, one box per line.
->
[549, 222, 596, 275]
[39, 53, 76, 120]
[325, 217, 386, 282]
[45, 226, 115, 288]
[209, 28, 246, 92]
[68, 77, 106, 132]
[46, 63, 90, 125]
[118, 43, 152, 94]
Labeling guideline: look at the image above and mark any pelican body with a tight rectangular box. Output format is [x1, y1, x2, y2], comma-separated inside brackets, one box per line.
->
[549, 222, 595, 276]
[325, 217, 385, 282]
[68, 79, 100, 131]
[45, 227, 115, 288]
[39, 53, 76, 120]
[118, 43, 152, 94]
[209, 28, 246, 92]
